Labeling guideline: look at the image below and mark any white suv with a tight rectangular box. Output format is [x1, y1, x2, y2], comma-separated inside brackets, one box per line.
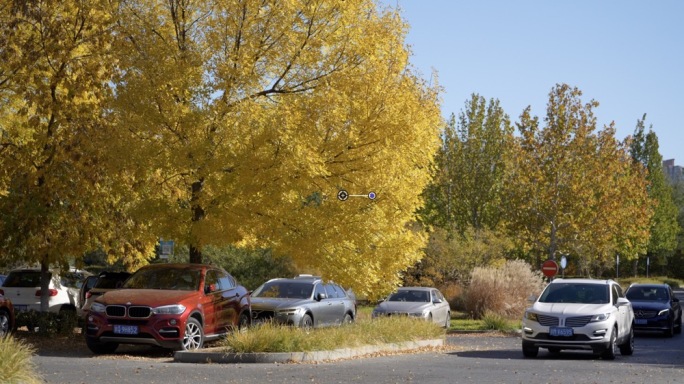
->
[521, 278, 634, 360]
[0, 268, 90, 314]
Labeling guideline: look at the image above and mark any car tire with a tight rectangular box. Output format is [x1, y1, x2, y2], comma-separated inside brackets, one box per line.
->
[619, 325, 634, 356]
[343, 313, 353, 325]
[0, 309, 12, 337]
[300, 314, 313, 329]
[85, 337, 119, 354]
[675, 315, 682, 335]
[522, 341, 538, 358]
[665, 318, 674, 338]
[238, 311, 251, 331]
[182, 317, 204, 351]
[601, 326, 618, 360]
[444, 312, 451, 329]
[547, 347, 561, 354]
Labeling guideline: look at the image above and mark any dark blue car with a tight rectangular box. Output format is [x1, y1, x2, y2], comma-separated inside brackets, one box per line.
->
[625, 284, 682, 337]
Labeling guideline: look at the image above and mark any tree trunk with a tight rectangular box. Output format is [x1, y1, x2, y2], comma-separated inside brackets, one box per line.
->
[39, 257, 50, 313]
[189, 178, 205, 264]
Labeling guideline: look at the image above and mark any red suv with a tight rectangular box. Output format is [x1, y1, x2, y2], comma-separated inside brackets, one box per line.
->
[85, 263, 251, 353]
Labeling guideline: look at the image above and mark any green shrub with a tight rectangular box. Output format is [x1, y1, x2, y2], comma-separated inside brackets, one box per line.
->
[222, 317, 445, 353]
[464, 259, 545, 320]
[663, 279, 680, 289]
[0, 336, 42, 384]
[15, 310, 78, 335]
[482, 311, 511, 331]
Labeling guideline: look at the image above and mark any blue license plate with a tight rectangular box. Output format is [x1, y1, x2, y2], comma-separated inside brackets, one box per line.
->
[14, 305, 28, 312]
[550, 327, 573, 337]
[113, 325, 139, 335]
[635, 319, 647, 325]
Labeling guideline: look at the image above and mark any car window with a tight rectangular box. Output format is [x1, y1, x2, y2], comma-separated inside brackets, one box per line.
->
[218, 273, 236, 290]
[3, 271, 46, 287]
[94, 273, 130, 289]
[539, 283, 609, 304]
[124, 267, 200, 291]
[314, 283, 325, 298]
[323, 284, 338, 299]
[205, 269, 221, 291]
[61, 272, 88, 288]
[330, 284, 346, 298]
[388, 290, 430, 302]
[611, 285, 619, 305]
[253, 281, 313, 299]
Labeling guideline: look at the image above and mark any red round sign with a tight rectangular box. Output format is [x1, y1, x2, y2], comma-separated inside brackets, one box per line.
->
[541, 259, 559, 278]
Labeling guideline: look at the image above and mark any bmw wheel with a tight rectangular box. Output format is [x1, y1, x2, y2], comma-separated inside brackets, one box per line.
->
[182, 318, 204, 351]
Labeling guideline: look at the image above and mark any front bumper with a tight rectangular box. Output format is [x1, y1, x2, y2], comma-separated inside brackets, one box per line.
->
[85, 312, 187, 350]
[521, 319, 614, 352]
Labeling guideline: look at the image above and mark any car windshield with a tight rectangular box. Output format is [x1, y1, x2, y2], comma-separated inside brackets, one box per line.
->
[626, 287, 669, 301]
[539, 283, 609, 304]
[253, 281, 313, 299]
[2, 271, 46, 287]
[123, 268, 200, 291]
[387, 290, 430, 303]
[94, 273, 131, 289]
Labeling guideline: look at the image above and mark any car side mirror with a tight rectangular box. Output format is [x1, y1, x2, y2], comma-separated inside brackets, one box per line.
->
[616, 297, 630, 306]
[673, 297, 680, 303]
[316, 293, 327, 301]
[433, 298, 443, 304]
[205, 284, 217, 294]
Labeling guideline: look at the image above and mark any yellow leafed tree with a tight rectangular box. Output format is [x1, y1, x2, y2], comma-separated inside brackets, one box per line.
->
[0, 0, 156, 305]
[110, 0, 441, 297]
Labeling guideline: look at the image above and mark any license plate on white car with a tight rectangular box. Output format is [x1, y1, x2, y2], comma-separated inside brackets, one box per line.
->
[113, 325, 139, 335]
[550, 327, 573, 337]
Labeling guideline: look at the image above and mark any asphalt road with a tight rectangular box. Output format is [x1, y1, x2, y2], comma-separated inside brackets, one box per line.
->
[34, 289, 684, 384]
[34, 329, 684, 384]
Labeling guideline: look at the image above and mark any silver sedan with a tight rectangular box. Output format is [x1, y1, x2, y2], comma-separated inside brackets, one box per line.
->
[372, 287, 451, 328]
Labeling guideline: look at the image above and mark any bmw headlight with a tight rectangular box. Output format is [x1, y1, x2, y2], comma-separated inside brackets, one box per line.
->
[91, 302, 106, 313]
[589, 313, 611, 322]
[152, 304, 186, 315]
[658, 308, 670, 316]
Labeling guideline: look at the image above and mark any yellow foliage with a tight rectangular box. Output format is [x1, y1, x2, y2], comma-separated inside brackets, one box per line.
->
[106, 0, 441, 294]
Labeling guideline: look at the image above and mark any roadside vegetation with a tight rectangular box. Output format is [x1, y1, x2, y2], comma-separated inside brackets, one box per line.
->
[618, 276, 683, 289]
[222, 317, 445, 353]
[0, 336, 42, 384]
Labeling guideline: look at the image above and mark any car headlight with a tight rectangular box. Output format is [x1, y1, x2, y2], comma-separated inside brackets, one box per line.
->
[589, 313, 611, 322]
[152, 304, 186, 315]
[525, 311, 538, 322]
[277, 307, 304, 316]
[91, 302, 106, 313]
[658, 308, 670, 316]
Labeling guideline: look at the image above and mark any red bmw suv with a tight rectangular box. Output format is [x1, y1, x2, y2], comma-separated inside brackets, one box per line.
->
[85, 263, 251, 354]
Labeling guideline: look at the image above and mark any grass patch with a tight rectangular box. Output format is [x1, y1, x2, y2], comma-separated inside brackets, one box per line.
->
[221, 317, 445, 353]
[449, 310, 519, 332]
[0, 336, 43, 384]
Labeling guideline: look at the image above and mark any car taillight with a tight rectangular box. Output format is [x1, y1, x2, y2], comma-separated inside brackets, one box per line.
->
[86, 291, 92, 299]
[35, 289, 58, 297]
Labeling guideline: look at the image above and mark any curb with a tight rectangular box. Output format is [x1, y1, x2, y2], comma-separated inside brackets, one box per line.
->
[174, 338, 445, 364]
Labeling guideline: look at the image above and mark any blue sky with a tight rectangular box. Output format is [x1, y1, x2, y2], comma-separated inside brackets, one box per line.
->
[381, 1, 683, 162]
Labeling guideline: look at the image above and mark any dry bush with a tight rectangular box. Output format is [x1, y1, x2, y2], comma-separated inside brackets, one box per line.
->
[464, 259, 545, 320]
[0, 336, 42, 384]
[440, 282, 464, 311]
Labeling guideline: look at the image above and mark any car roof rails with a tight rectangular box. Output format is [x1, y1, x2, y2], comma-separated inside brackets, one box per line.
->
[293, 274, 322, 280]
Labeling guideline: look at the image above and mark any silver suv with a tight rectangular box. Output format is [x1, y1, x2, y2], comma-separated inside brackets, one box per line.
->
[250, 275, 356, 328]
[521, 278, 634, 360]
